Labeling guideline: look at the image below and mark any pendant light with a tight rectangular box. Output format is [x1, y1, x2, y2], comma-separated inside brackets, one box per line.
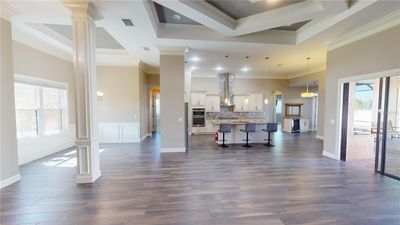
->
[301, 57, 315, 98]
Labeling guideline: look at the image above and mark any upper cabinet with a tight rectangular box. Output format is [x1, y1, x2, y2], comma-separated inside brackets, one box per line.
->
[233, 95, 249, 112]
[205, 95, 220, 112]
[191, 92, 206, 107]
[234, 93, 263, 112]
[248, 93, 264, 112]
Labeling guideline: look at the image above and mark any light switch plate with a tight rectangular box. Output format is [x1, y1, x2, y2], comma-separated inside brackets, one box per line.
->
[330, 119, 335, 125]
[178, 117, 183, 122]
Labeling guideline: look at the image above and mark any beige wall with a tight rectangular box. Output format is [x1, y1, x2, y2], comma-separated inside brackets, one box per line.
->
[139, 66, 149, 138]
[97, 66, 140, 123]
[289, 71, 326, 137]
[13, 42, 75, 124]
[160, 55, 185, 151]
[324, 25, 400, 157]
[1, 18, 20, 186]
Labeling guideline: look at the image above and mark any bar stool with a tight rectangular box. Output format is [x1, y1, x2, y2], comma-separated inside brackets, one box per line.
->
[262, 123, 278, 146]
[240, 123, 256, 147]
[218, 123, 232, 148]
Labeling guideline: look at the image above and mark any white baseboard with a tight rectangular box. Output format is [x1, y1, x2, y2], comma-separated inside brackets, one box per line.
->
[0, 174, 21, 189]
[323, 150, 338, 160]
[316, 135, 324, 140]
[140, 133, 151, 142]
[76, 170, 101, 184]
[160, 148, 186, 153]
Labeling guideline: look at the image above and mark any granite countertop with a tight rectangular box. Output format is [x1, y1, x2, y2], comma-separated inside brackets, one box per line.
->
[209, 119, 267, 125]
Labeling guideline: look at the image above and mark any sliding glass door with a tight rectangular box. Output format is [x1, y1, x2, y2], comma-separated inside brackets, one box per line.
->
[375, 75, 400, 180]
[383, 75, 400, 179]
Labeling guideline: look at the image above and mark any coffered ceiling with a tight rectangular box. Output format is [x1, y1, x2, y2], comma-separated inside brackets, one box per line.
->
[3, 0, 400, 77]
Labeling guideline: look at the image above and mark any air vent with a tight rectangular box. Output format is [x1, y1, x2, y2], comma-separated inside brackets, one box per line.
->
[122, 19, 134, 27]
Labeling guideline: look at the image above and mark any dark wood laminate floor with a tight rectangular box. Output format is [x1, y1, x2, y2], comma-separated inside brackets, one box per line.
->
[1, 132, 400, 225]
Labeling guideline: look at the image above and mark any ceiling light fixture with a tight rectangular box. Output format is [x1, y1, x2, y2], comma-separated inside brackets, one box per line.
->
[172, 14, 181, 21]
[190, 56, 201, 62]
[185, 48, 189, 53]
[241, 66, 250, 72]
[301, 57, 315, 98]
[215, 66, 224, 71]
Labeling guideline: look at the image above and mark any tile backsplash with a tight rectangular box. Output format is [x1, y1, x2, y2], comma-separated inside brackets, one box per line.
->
[206, 111, 266, 120]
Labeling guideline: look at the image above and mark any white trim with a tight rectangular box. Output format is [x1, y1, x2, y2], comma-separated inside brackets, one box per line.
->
[76, 170, 101, 184]
[287, 69, 326, 79]
[99, 123, 140, 143]
[0, 174, 21, 189]
[316, 135, 324, 140]
[140, 133, 151, 142]
[328, 10, 400, 51]
[0, 1, 20, 21]
[322, 150, 338, 160]
[160, 148, 186, 153]
[14, 74, 68, 89]
[191, 73, 288, 80]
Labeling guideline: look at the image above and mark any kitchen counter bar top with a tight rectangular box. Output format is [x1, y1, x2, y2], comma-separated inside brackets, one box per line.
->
[209, 119, 267, 125]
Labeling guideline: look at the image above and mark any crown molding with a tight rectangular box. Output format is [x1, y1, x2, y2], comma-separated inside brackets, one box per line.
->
[191, 73, 288, 80]
[287, 68, 326, 79]
[96, 49, 140, 67]
[0, 1, 20, 21]
[328, 9, 400, 51]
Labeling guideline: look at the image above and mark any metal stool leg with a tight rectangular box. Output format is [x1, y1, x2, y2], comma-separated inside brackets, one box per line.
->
[243, 132, 252, 147]
[264, 132, 274, 147]
[221, 132, 228, 148]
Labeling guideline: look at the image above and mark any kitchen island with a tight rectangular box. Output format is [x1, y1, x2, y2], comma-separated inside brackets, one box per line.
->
[210, 119, 270, 145]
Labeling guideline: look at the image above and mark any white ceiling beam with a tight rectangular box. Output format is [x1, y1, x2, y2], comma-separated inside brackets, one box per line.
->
[153, 0, 236, 36]
[319, 0, 349, 14]
[234, 0, 326, 36]
[157, 23, 297, 45]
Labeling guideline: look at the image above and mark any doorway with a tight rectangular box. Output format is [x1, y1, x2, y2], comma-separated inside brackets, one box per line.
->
[340, 75, 400, 180]
[150, 87, 160, 132]
[273, 92, 283, 125]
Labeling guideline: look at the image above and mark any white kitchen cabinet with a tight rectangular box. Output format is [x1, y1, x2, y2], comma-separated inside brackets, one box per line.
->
[248, 93, 264, 112]
[233, 95, 249, 112]
[206, 95, 220, 112]
[191, 92, 206, 107]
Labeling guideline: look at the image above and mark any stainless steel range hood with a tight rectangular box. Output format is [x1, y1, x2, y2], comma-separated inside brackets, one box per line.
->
[218, 73, 235, 110]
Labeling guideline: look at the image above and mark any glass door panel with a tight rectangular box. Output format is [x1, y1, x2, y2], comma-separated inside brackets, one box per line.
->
[384, 75, 400, 178]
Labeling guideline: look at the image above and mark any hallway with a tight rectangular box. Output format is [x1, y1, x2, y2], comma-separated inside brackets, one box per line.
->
[1, 133, 400, 225]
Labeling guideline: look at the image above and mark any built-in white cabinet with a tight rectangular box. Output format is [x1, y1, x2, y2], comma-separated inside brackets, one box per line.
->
[191, 92, 206, 107]
[283, 118, 310, 133]
[205, 95, 220, 112]
[248, 93, 264, 112]
[233, 95, 249, 112]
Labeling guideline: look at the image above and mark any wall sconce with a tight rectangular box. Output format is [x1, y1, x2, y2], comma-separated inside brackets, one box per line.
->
[264, 98, 269, 104]
[97, 91, 104, 101]
[244, 98, 249, 105]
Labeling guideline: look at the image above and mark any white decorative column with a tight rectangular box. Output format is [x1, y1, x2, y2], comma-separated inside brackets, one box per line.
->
[63, 1, 103, 183]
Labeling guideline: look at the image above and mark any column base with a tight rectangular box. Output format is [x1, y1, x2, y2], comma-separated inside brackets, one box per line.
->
[76, 170, 101, 184]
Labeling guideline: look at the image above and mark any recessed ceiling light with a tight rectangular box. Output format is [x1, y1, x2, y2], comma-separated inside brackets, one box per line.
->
[215, 66, 224, 71]
[265, 57, 269, 60]
[143, 47, 150, 51]
[241, 67, 250, 72]
[245, 56, 249, 59]
[190, 56, 201, 62]
[185, 48, 189, 53]
[173, 14, 181, 21]
[225, 55, 229, 58]
[191, 66, 198, 71]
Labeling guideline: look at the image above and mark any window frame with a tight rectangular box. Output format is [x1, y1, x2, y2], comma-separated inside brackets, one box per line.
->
[14, 74, 69, 140]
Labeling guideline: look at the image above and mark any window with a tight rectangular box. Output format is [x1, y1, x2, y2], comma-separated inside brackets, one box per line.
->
[14, 82, 67, 139]
[14, 83, 39, 138]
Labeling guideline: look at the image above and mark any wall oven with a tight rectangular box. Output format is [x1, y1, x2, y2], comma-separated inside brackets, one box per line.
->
[192, 108, 205, 127]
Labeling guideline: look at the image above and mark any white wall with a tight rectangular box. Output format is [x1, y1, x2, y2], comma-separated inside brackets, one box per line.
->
[12, 41, 76, 165]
